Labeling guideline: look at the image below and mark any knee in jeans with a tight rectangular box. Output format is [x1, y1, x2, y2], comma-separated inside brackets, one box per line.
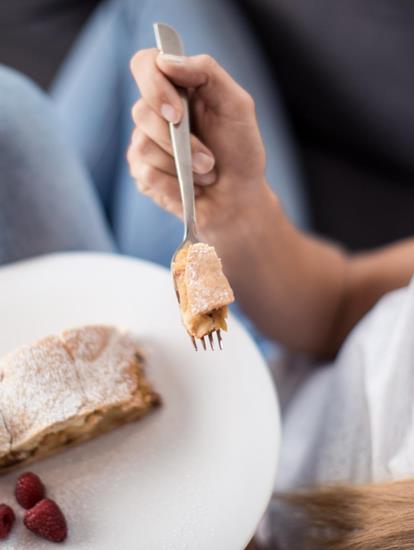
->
[0, 65, 52, 146]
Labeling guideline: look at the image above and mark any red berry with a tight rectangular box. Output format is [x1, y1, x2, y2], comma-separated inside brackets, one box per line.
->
[0, 503, 15, 539]
[24, 499, 67, 543]
[15, 471, 45, 509]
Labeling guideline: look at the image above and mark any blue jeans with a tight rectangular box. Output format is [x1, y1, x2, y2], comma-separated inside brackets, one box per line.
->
[0, 66, 114, 265]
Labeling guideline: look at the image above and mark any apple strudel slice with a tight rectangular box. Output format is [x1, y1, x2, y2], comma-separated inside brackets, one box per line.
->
[0, 325, 160, 473]
[172, 242, 235, 339]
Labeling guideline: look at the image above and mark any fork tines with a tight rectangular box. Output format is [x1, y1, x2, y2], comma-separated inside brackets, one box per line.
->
[217, 329, 223, 350]
[191, 335, 198, 351]
[190, 330, 223, 351]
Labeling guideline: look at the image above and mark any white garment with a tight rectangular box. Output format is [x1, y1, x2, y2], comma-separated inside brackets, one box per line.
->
[260, 276, 414, 549]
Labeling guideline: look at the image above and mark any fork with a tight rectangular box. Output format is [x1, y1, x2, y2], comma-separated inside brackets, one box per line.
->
[153, 22, 222, 352]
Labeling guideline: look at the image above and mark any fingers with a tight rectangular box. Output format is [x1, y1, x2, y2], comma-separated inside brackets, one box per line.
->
[130, 48, 183, 124]
[128, 127, 217, 185]
[156, 53, 255, 116]
[129, 128, 176, 175]
[128, 156, 206, 217]
[133, 165, 183, 217]
[131, 100, 171, 153]
[130, 48, 255, 124]
[130, 99, 216, 180]
[131, 100, 214, 169]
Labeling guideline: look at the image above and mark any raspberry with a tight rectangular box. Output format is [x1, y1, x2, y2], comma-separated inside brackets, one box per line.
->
[0, 503, 15, 539]
[15, 472, 45, 509]
[24, 499, 67, 543]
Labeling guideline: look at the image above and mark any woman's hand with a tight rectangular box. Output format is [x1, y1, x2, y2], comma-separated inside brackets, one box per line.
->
[127, 49, 414, 358]
[127, 49, 272, 242]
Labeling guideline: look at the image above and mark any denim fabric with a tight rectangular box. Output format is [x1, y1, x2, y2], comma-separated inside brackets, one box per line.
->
[0, 66, 114, 266]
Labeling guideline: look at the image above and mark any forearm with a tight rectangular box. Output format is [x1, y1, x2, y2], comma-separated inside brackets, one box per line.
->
[335, 237, 414, 353]
[202, 184, 348, 356]
[203, 183, 414, 358]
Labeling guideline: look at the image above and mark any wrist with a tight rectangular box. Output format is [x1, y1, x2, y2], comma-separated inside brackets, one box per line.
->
[199, 180, 283, 269]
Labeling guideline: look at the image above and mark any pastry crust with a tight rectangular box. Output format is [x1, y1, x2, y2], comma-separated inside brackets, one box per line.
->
[172, 243, 235, 338]
[0, 326, 160, 473]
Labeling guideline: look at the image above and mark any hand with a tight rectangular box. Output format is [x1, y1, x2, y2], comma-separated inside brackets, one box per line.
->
[127, 49, 271, 242]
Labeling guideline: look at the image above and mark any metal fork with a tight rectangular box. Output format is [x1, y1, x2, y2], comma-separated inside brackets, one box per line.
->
[154, 22, 222, 351]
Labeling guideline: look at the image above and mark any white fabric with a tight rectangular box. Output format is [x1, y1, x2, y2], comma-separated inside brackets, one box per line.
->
[260, 276, 414, 548]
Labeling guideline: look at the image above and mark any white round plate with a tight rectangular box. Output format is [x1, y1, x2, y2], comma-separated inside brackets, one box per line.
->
[0, 253, 280, 550]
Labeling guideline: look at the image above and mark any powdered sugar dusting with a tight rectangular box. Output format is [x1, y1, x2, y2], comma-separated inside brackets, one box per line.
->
[62, 326, 109, 362]
[0, 409, 11, 456]
[185, 243, 234, 316]
[0, 336, 83, 450]
[62, 327, 141, 410]
[0, 326, 147, 457]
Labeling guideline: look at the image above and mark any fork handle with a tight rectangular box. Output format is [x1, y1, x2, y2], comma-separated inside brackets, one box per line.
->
[154, 23, 197, 242]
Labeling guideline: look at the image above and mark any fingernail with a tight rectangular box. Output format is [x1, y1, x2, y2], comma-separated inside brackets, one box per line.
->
[161, 53, 185, 64]
[194, 171, 216, 186]
[192, 152, 215, 174]
[161, 103, 179, 123]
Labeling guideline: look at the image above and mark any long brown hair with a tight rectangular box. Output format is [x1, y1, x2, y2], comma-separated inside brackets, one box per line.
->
[279, 479, 414, 549]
